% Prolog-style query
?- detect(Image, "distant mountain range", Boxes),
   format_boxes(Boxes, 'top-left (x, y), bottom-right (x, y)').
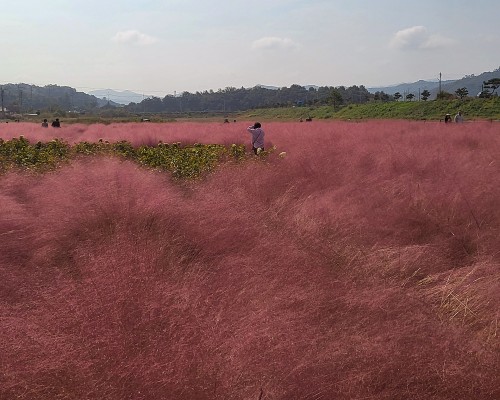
top-left (368, 68), bottom-right (500, 97)
top-left (0, 83), bottom-right (123, 113)
top-left (367, 80), bottom-right (455, 95)
top-left (1, 67), bottom-right (496, 115)
top-left (87, 89), bottom-right (152, 105)
top-left (435, 69), bottom-right (500, 97)
top-left (258, 69), bottom-right (500, 99)
top-left (85, 68), bottom-right (500, 106)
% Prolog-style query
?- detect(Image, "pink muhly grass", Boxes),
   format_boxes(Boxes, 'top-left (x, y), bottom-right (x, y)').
top-left (1, 121), bottom-right (254, 147)
top-left (1, 120), bottom-right (499, 399)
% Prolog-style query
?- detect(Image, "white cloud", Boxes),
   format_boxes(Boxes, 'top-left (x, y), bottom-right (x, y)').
top-left (422, 33), bottom-right (455, 49)
top-left (111, 30), bottom-right (158, 46)
top-left (251, 36), bottom-right (299, 50)
top-left (390, 26), bottom-right (454, 50)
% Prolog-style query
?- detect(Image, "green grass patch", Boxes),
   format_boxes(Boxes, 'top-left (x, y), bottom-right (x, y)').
top-left (241, 98), bottom-right (500, 121)
top-left (0, 137), bottom-right (248, 179)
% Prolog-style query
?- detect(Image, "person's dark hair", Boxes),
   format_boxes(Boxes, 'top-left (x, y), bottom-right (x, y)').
top-left (253, 122), bottom-right (261, 128)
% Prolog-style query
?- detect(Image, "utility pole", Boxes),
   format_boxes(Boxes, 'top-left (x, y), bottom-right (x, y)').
top-left (1, 86), bottom-right (5, 118)
top-left (19, 88), bottom-right (23, 114)
top-left (439, 72), bottom-right (442, 96)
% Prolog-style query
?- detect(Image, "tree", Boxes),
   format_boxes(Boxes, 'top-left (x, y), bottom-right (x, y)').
top-left (421, 89), bottom-right (431, 101)
top-left (394, 92), bottom-right (402, 101)
top-left (478, 90), bottom-right (491, 98)
top-left (436, 91), bottom-right (454, 100)
top-left (483, 78), bottom-right (500, 96)
top-left (374, 91), bottom-right (391, 102)
top-left (328, 88), bottom-right (343, 109)
top-left (455, 87), bottom-right (469, 99)
top-left (406, 93), bottom-right (415, 101)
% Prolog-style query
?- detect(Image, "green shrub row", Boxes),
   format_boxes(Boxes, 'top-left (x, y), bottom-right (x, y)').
top-left (0, 136), bottom-right (247, 178)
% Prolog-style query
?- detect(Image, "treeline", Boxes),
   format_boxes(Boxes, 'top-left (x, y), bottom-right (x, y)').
top-left (1, 82), bottom-right (394, 115)
top-left (125, 84), bottom-right (386, 113)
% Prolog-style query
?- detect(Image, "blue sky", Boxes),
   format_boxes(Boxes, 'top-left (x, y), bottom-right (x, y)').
top-left (1, 0), bottom-right (499, 96)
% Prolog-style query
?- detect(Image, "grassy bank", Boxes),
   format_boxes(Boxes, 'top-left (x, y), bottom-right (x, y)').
top-left (5, 97), bottom-right (500, 126)
top-left (241, 97), bottom-right (500, 121)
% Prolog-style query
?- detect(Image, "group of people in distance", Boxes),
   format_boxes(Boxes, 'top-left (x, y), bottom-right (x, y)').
top-left (39, 117), bottom-right (266, 155)
top-left (445, 111), bottom-right (464, 123)
top-left (246, 111), bottom-right (465, 157)
top-left (36, 113), bottom-right (463, 157)
top-left (41, 118), bottom-right (60, 128)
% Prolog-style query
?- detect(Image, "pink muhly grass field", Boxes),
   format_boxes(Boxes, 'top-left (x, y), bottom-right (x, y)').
top-left (0, 121), bottom-right (254, 147)
top-left (1, 120), bottom-right (499, 399)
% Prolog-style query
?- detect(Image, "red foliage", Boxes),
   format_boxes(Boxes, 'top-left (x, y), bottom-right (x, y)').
top-left (1, 121), bottom-right (499, 399)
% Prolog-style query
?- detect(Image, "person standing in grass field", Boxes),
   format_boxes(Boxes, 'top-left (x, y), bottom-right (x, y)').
top-left (247, 122), bottom-right (265, 154)
top-left (454, 111), bottom-right (464, 123)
